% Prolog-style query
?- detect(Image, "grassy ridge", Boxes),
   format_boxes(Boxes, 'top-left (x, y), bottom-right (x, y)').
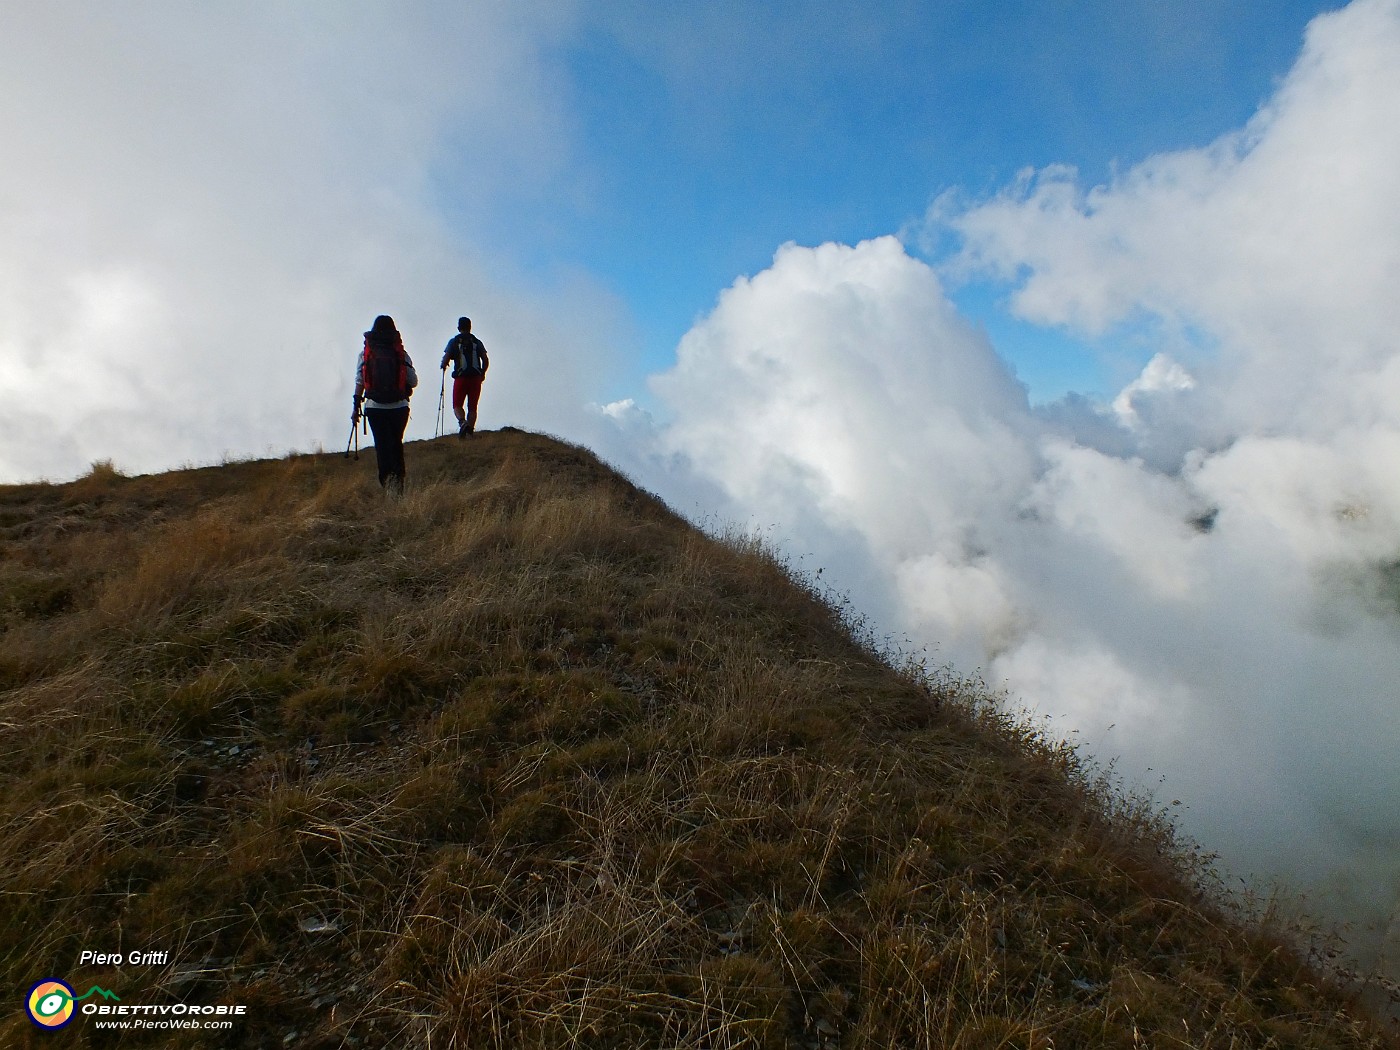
top-left (0, 430), bottom-right (1391, 1048)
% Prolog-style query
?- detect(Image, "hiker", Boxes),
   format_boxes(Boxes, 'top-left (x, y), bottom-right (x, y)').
top-left (439, 316), bottom-right (489, 437)
top-left (353, 315), bottom-right (418, 494)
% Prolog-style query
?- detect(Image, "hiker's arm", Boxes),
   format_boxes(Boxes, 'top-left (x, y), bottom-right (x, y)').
top-left (352, 351), bottom-right (364, 419)
top-left (440, 338), bottom-right (455, 371)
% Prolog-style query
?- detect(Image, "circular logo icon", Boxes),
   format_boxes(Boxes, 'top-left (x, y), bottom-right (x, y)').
top-left (27, 979), bottom-right (76, 1029)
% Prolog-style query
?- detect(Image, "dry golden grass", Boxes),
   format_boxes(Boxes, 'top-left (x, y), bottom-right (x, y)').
top-left (0, 428), bottom-right (1393, 1048)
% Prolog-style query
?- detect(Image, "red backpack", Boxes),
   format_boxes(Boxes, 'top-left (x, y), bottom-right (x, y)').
top-left (361, 337), bottom-right (409, 403)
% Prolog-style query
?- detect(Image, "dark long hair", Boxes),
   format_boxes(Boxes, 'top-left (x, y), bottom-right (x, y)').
top-left (365, 314), bottom-right (404, 354)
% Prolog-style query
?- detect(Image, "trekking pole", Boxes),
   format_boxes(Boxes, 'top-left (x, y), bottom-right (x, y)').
top-left (436, 368), bottom-right (446, 437)
top-left (344, 418), bottom-right (356, 459)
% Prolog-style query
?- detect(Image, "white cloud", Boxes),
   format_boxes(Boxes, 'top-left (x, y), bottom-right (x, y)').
top-left (1111, 353), bottom-right (1195, 428)
top-left (653, 238), bottom-right (1037, 557)
top-left (640, 0), bottom-right (1400, 977)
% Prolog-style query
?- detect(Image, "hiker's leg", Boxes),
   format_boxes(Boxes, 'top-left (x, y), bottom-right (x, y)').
top-left (451, 376), bottom-right (468, 425)
top-left (364, 409), bottom-right (393, 487)
top-left (387, 406), bottom-right (409, 483)
top-left (465, 376), bottom-right (483, 432)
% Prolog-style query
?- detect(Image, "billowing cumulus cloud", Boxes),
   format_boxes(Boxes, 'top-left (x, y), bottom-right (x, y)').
top-left (656, 238), bottom-right (1036, 554)
top-left (642, 0), bottom-right (1400, 975)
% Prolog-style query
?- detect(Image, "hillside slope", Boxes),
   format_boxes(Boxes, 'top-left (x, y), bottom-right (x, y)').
top-left (0, 430), bottom-right (1392, 1048)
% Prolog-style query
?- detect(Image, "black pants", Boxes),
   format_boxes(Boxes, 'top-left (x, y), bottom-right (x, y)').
top-left (364, 406), bottom-right (410, 489)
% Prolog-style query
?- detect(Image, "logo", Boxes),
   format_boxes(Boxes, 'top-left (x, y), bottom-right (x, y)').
top-left (27, 980), bottom-right (76, 1029)
top-left (26, 979), bottom-right (120, 1029)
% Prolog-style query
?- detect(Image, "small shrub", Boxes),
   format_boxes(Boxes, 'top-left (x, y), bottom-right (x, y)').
top-left (280, 683), bottom-right (365, 739)
top-left (0, 573), bottom-right (75, 620)
top-left (491, 786), bottom-right (569, 848)
top-left (393, 761), bottom-right (487, 841)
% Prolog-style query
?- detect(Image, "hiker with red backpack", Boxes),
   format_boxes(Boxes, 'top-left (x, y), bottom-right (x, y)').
top-left (439, 316), bottom-right (489, 438)
top-left (353, 315), bottom-right (418, 494)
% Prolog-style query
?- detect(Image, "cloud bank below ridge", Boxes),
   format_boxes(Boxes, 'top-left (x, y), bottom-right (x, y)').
top-left (624, 0), bottom-right (1400, 973)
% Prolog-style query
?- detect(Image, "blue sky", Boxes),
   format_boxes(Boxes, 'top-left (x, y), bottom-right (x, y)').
top-left (440, 0), bottom-right (1340, 404)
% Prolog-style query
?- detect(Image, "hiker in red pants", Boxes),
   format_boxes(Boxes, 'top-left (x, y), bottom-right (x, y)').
top-left (439, 316), bottom-right (489, 437)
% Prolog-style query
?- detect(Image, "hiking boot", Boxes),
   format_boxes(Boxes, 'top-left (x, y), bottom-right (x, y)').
top-left (457, 420), bottom-right (468, 439)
